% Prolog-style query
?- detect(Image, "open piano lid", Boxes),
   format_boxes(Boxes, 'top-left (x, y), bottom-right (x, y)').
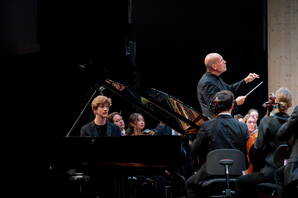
top-left (104, 79), bottom-right (208, 135)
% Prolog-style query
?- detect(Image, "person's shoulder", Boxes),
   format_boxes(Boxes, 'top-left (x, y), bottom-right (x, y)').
top-left (235, 119), bottom-right (247, 128)
top-left (259, 115), bottom-right (283, 127)
top-left (81, 121), bottom-right (93, 128)
top-left (198, 75), bottom-right (218, 89)
top-left (199, 72), bottom-right (215, 81)
top-left (108, 122), bottom-right (122, 136)
top-left (291, 106), bottom-right (298, 118)
top-left (202, 118), bottom-right (214, 125)
top-left (259, 116), bottom-right (271, 124)
top-left (107, 121), bottom-right (116, 126)
top-left (108, 122), bottom-right (122, 131)
top-left (200, 118), bottom-right (219, 129)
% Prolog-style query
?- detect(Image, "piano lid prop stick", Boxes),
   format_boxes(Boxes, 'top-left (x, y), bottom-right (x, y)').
top-left (245, 81), bottom-right (263, 97)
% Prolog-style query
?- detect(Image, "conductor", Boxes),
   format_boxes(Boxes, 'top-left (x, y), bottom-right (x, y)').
top-left (197, 53), bottom-right (259, 119)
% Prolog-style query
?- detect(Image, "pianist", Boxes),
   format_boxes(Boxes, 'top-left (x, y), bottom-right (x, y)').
top-left (80, 95), bottom-right (122, 137)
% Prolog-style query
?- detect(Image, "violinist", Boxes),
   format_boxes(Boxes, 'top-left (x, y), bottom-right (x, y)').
top-left (277, 105), bottom-right (298, 197)
top-left (261, 93), bottom-right (275, 116)
top-left (235, 87), bottom-right (293, 198)
top-left (243, 115), bottom-right (258, 174)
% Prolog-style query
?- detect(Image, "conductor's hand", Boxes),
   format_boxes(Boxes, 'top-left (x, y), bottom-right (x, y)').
top-left (244, 73), bottom-right (259, 83)
top-left (236, 96), bottom-right (247, 106)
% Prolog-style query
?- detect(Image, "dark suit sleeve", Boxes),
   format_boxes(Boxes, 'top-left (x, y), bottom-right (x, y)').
top-left (199, 81), bottom-right (222, 116)
top-left (107, 122), bottom-right (122, 137)
top-left (225, 79), bottom-right (248, 96)
top-left (113, 126), bottom-right (122, 137)
top-left (80, 125), bottom-right (89, 137)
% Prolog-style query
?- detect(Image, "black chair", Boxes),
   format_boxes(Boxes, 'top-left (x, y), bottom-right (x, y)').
top-left (256, 144), bottom-right (290, 198)
top-left (200, 149), bottom-right (246, 198)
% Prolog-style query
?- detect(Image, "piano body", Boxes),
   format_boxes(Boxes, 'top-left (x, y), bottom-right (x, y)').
top-left (50, 79), bottom-right (208, 197)
top-left (52, 136), bottom-right (182, 171)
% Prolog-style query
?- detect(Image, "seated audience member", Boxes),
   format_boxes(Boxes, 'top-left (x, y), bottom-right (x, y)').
top-left (277, 105), bottom-right (298, 196)
top-left (126, 112), bottom-right (155, 136)
top-left (108, 112), bottom-right (126, 136)
top-left (185, 90), bottom-right (249, 198)
top-left (80, 95), bottom-right (122, 137)
top-left (235, 87), bottom-right (293, 198)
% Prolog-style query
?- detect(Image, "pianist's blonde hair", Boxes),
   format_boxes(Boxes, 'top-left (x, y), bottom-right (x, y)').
top-left (91, 95), bottom-right (112, 111)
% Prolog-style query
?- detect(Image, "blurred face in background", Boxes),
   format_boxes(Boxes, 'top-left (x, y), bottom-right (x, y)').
top-left (112, 114), bottom-right (125, 131)
top-left (246, 116), bottom-right (257, 134)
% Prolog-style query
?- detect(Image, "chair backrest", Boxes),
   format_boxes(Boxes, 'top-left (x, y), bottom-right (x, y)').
top-left (273, 144), bottom-right (290, 168)
top-left (206, 149), bottom-right (246, 176)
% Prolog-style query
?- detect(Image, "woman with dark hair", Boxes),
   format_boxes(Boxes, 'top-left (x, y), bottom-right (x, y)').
top-left (126, 112), bottom-right (155, 136)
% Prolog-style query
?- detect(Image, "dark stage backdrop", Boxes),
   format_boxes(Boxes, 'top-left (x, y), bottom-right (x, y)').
top-left (39, 0), bottom-right (268, 137)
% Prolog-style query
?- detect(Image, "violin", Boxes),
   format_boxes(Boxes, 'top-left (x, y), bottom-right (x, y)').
top-left (262, 93), bottom-right (278, 116)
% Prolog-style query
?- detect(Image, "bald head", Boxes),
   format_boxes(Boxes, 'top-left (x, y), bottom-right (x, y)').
top-left (204, 53), bottom-right (226, 75)
top-left (204, 53), bottom-right (221, 68)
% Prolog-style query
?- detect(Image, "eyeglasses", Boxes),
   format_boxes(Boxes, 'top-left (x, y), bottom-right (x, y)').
top-left (247, 121), bottom-right (256, 124)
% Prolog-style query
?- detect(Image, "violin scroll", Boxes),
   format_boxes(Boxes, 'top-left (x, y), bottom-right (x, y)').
top-left (263, 93), bottom-right (278, 116)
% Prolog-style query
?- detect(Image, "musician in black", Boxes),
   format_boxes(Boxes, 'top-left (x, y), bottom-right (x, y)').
top-left (235, 87), bottom-right (293, 198)
top-left (197, 52), bottom-right (259, 119)
top-left (277, 105), bottom-right (298, 197)
top-left (80, 95), bottom-right (122, 137)
top-left (185, 90), bottom-right (249, 198)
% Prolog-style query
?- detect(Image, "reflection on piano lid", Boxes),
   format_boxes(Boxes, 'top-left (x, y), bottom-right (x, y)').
top-left (104, 79), bottom-right (208, 134)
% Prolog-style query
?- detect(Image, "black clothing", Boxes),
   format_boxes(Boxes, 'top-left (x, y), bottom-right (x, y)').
top-left (277, 106), bottom-right (298, 194)
top-left (191, 114), bottom-right (249, 163)
top-left (95, 123), bottom-right (107, 136)
top-left (235, 111), bottom-right (290, 198)
top-left (185, 114), bottom-right (249, 198)
top-left (78, 120), bottom-right (122, 197)
top-left (80, 121), bottom-right (122, 137)
top-left (197, 72), bottom-right (248, 119)
top-left (153, 123), bottom-right (173, 136)
top-left (254, 112), bottom-right (289, 176)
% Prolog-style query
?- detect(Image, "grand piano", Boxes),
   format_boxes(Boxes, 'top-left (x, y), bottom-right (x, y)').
top-left (50, 79), bottom-right (208, 198)
top-left (103, 78), bottom-right (207, 135)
